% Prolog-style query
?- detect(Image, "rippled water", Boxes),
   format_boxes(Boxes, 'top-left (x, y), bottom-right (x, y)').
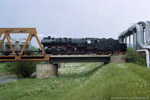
top-left (0, 74), bottom-right (17, 84)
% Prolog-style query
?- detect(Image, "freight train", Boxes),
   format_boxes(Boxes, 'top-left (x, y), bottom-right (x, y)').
top-left (41, 36), bottom-right (127, 55)
top-left (0, 38), bottom-right (33, 55)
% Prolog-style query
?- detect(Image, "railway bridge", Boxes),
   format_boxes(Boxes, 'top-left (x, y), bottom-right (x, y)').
top-left (1, 21), bottom-right (150, 79)
top-left (36, 54), bottom-right (125, 78)
top-left (0, 28), bottom-right (125, 78)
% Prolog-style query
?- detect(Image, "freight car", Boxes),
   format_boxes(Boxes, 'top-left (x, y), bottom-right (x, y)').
top-left (41, 36), bottom-right (127, 55)
top-left (0, 38), bottom-right (32, 55)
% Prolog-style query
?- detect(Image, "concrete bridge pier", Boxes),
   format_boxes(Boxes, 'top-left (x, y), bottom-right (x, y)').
top-left (36, 64), bottom-right (58, 79)
top-left (110, 54), bottom-right (126, 64)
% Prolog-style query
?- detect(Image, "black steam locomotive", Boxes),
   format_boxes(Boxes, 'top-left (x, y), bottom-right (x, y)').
top-left (41, 36), bottom-right (126, 55)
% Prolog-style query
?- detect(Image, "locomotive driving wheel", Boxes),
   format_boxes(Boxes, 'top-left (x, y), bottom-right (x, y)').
top-left (66, 47), bottom-right (74, 55)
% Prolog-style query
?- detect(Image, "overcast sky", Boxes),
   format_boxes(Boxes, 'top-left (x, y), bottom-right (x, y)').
top-left (0, 0), bottom-right (150, 46)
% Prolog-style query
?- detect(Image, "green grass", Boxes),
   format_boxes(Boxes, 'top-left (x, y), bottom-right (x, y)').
top-left (66, 63), bottom-right (150, 100)
top-left (0, 63), bottom-right (103, 100)
top-left (0, 62), bottom-right (150, 100)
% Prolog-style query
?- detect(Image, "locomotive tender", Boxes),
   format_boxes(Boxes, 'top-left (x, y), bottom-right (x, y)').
top-left (41, 36), bottom-right (127, 55)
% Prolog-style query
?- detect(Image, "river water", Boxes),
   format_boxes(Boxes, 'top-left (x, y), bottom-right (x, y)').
top-left (0, 74), bottom-right (17, 84)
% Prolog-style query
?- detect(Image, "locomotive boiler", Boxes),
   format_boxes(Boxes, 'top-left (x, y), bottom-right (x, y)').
top-left (41, 36), bottom-right (127, 55)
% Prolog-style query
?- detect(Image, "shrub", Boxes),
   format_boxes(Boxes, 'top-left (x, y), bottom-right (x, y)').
top-left (5, 62), bottom-right (38, 78)
top-left (124, 48), bottom-right (146, 66)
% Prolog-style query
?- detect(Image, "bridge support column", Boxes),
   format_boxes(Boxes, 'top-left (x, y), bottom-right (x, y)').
top-left (36, 64), bottom-right (58, 79)
top-left (60, 63), bottom-right (65, 68)
top-left (110, 54), bottom-right (126, 64)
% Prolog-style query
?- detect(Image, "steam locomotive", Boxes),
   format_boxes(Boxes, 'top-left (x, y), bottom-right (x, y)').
top-left (41, 36), bottom-right (127, 55)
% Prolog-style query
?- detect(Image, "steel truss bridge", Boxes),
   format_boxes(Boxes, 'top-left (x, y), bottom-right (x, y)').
top-left (0, 28), bottom-right (49, 62)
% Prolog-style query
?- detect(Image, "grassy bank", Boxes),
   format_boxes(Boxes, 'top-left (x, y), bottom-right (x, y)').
top-left (0, 62), bottom-right (150, 100)
top-left (66, 63), bottom-right (150, 100)
top-left (0, 63), bottom-right (103, 100)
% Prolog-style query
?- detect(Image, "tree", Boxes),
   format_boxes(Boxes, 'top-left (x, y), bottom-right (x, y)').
top-left (5, 62), bottom-right (38, 78)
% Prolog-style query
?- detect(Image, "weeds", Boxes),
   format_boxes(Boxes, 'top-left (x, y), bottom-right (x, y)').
top-left (0, 63), bottom-right (150, 100)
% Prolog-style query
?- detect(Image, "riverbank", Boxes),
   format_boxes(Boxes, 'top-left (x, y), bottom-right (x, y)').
top-left (0, 63), bottom-right (9, 74)
top-left (0, 63), bottom-right (17, 84)
top-left (0, 63), bottom-right (150, 100)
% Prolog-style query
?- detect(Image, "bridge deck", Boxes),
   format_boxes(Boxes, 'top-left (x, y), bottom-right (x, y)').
top-left (49, 54), bottom-right (111, 63)
top-left (0, 54), bottom-right (111, 62)
top-left (0, 55), bottom-right (49, 62)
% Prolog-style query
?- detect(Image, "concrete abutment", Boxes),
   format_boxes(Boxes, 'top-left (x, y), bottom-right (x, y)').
top-left (110, 54), bottom-right (126, 64)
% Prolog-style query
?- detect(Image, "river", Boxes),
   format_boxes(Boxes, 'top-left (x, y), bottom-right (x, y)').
top-left (0, 74), bottom-right (17, 84)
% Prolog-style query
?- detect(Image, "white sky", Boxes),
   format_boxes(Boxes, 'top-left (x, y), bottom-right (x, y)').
top-left (0, 0), bottom-right (150, 46)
